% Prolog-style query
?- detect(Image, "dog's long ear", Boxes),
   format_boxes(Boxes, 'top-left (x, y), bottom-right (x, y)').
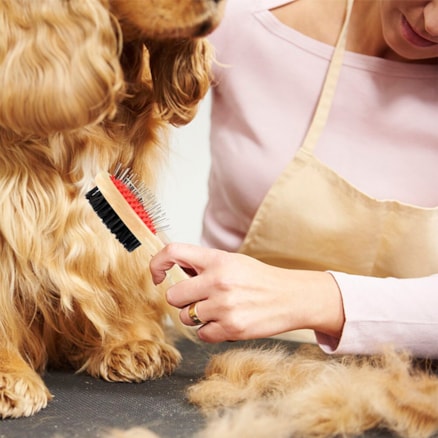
top-left (0, 0), bottom-right (124, 136)
top-left (148, 39), bottom-right (214, 126)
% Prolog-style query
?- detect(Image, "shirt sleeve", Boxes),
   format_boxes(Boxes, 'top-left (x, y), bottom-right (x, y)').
top-left (315, 271), bottom-right (438, 358)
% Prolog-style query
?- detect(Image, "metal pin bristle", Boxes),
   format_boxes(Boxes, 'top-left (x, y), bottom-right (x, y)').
top-left (112, 165), bottom-right (169, 233)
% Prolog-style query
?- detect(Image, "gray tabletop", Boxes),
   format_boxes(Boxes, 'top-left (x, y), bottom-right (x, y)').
top-left (0, 338), bottom-right (420, 438)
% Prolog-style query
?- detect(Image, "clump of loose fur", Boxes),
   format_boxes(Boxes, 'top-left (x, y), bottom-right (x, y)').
top-left (106, 344), bottom-right (438, 438)
top-left (188, 344), bottom-right (438, 438)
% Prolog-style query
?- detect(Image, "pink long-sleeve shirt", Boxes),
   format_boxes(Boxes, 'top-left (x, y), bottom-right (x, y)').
top-left (201, 0), bottom-right (438, 357)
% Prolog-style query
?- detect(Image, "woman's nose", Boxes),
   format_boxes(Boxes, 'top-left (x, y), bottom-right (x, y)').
top-left (424, 0), bottom-right (438, 37)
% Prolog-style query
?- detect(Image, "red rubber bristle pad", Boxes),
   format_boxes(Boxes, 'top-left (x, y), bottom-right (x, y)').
top-left (110, 176), bottom-right (157, 234)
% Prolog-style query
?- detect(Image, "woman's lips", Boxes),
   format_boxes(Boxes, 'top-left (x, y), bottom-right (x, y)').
top-left (401, 15), bottom-right (436, 47)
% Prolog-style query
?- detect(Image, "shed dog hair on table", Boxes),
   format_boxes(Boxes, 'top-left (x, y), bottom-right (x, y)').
top-left (188, 344), bottom-right (438, 438)
top-left (112, 344), bottom-right (438, 438)
top-left (0, 0), bottom-right (225, 419)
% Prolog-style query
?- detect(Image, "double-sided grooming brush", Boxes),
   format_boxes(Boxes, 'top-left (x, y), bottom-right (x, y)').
top-left (87, 167), bottom-right (194, 284)
top-left (86, 167), bottom-right (171, 255)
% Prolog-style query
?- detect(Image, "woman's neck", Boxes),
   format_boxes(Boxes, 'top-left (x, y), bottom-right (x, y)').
top-left (271, 0), bottom-right (395, 59)
top-left (347, 0), bottom-right (386, 56)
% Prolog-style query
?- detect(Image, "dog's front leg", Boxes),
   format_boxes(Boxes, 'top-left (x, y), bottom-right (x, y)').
top-left (0, 347), bottom-right (52, 418)
top-left (58, 306), bottom-right (182, 382)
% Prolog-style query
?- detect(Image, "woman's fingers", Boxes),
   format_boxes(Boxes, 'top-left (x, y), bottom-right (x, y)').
top-left (180, 300), bottom-right (235, 343)
top-left (180, 294), bottom-right (247, 342)
top-left (197, 322), bottom-right (230, 343)
top-left (150, 243), bottom-right (216, 308)
top-left (183, 301), bottom-right (207, 326)
top-left (150, 242), bottom-right (214, 284)
top-left (180, 298), bottom-right (217, 327)
top-left (149, 243), bottom-right (187, 285)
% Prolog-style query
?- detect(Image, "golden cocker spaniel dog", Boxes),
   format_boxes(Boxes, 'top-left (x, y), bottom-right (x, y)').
top-left (0, 0), bottom-right (225, 418)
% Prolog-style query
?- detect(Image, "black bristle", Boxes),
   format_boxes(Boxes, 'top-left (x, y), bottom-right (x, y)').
top-left (86, 187), bottom-right (141, 252)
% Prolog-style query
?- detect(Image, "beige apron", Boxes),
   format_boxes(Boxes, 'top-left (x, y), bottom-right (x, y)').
top-left (239, 0), bottom-right (438, 342)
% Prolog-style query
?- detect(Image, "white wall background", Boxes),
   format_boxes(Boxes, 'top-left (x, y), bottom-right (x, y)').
top-left (158, 92), bottom-right (212, 245)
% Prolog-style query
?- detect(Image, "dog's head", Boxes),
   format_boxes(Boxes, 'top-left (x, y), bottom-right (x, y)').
top-left (109, 0), bottom-right (225, 41)
top-left (0, 0), bottom-right (226, 137)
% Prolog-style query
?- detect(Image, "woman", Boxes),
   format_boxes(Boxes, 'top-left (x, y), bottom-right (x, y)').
top-left (150, 0), bottom-right (438, 357)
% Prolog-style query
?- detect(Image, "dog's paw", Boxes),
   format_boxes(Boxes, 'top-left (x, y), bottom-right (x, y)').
top-left (86, 340), bottom-right (181, 382)
top-left (0, 369), bottom-right (52, 419)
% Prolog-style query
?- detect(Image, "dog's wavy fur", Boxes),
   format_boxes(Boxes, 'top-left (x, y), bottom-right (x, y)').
top-left (112, 344), bottom-right (438, 438)
top-left (0, 0), bottom-right (225, 418)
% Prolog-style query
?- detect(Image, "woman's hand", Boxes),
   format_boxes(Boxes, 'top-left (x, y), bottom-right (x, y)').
top-left (150, 243), bottom-right (345, 343)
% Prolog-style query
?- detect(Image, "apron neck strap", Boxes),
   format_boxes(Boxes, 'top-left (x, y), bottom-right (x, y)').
top-left (300, 0), bottom-right (354, 154)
